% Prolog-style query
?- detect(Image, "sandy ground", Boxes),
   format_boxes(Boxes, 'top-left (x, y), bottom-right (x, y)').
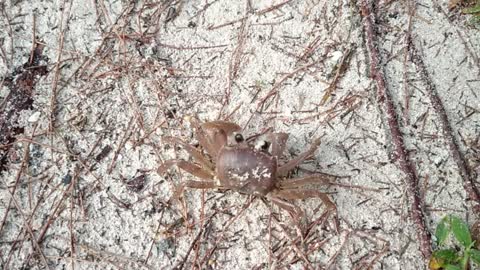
top-left (0, 0), bottom-right (479, 269)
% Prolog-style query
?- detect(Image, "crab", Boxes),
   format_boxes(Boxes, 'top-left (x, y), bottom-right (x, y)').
top-left (158, 117), bottom-right (337, 224)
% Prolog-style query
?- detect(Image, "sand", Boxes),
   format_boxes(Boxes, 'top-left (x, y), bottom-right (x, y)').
top-left (0, 0), bottom-right (479, 269)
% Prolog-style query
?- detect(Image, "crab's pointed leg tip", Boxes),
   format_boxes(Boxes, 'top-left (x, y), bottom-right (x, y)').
top-left (157, 165), bottom-right (166, 175)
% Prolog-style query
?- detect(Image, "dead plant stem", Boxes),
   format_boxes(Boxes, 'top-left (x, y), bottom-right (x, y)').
top-left (358, 0), bottom-right (432, 258)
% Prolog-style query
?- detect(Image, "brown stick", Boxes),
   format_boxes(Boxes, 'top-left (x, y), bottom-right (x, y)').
top-left (358, 1), bottom-right (432, 258)
top-left (410, 44), bottom-right (480, 214)
top-left (1, 176), bottom-right (52, 270)
top-left (256, 0), bottom-right (293, 15)
top-left (0, 135), bottom-right (31, 236)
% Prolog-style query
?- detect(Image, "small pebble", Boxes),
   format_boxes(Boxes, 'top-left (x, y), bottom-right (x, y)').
top-left (28, 111), bottom-right (41, 123)
top-left (62, 174), bottom-right (72, 185)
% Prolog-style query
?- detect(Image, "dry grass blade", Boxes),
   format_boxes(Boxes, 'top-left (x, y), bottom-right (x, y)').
top-left (319, 46), bottom-right (354, 105)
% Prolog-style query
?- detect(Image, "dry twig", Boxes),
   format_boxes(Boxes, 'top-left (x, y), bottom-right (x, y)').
top-left (358, 0), bottom-right (432, 258)
top-left (410, 43), bottom-right (480, 214)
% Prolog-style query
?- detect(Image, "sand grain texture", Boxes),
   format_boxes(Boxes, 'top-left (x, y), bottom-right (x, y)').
top-left (0, 1), bottom-right (479, 269)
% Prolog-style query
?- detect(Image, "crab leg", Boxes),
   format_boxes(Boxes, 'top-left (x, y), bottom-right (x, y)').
top-left (273, 188), bottom-right (338, 231)
top-left (201, 120), bottom-right (242, 137)
top-left (163, 136), bottom-right (214, 172)
top-left (187, 116), bottom-right (220, 158)
top-left (267, 132), bottom-right (289, 159)
top-left (278, 174), bottom-right (335, 189)
top-left (158, 160), bottom-right (214, 180)
top-left (266, 195), bottom-right (305, 218)
top-left (277, 138), bottom-right (321, 177)
top-left (174, 180), bottom-right (217, 198)
top-left (201, 120), bottom-right (242, 156)
top-left (188, 116), bottom-right (241, 159)
top-left (274, 189), bottom-right (335, 210)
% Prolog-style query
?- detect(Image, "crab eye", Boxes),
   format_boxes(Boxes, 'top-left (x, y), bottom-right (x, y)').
top-left (261, 141), bottom-right (271, 151)
top-left (234, 133), bottom-right (244, 143)
top-left (255, 140), bottom-right (270, 151)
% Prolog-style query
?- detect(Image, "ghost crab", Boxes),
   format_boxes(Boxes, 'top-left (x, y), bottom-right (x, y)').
top-left (158, 116), bottom-right (337, 225)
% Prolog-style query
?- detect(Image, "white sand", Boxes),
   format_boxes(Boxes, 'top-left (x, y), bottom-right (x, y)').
top-left (0, 0), bottom-right (479, 269)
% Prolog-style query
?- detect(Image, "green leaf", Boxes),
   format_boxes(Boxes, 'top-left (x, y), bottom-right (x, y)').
top-left (433, 249), bottom-right (458, 263)
top-left (436, 217), bottom-right (450, 246)
top-left (450, 216), bottom-right (472, 247)
top-left (464, 5), bottom-right (480, 14)
top-left (444, 264), bottom-right (462, 270)
top-left (470, 249), bottom-right (480, 264)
